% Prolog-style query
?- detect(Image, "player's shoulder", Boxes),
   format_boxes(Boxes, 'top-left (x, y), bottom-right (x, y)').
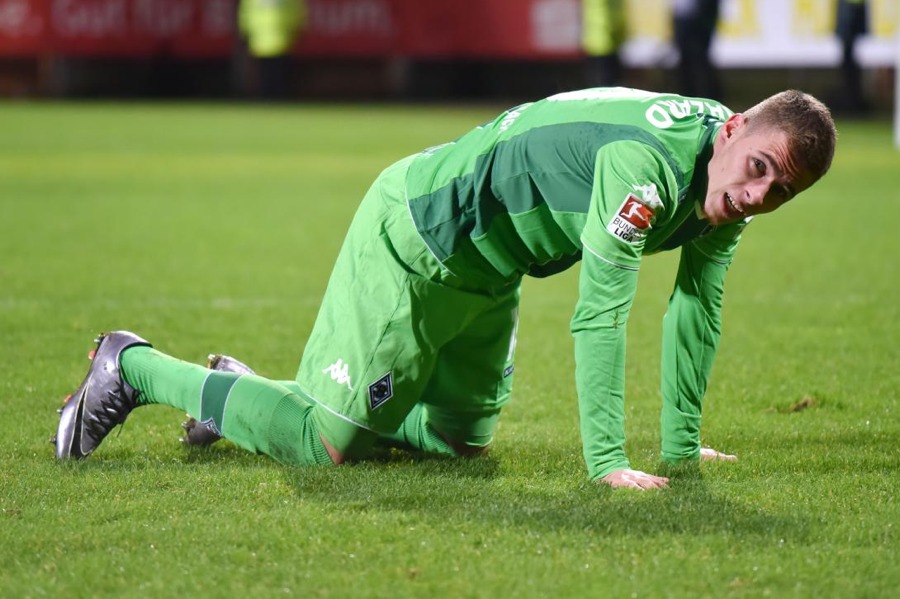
top-left (593, 138), bottom-right (682, 206)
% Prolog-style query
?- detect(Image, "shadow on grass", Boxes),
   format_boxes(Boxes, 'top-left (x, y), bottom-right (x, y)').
top-left (274, 448), bottom-right (809, 541)
top-left (44, 440), bottom-right (809, 542)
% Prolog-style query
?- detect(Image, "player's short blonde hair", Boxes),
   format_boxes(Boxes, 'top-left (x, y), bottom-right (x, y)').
top-left (743, 90), bottom-right (836, 181)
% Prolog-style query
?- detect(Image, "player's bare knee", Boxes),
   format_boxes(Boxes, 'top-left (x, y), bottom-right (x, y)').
top-left (320, 435), bottom-right (347, 465)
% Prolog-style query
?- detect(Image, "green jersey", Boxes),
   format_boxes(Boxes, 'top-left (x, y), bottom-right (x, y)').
top-left (406, 88), bottom-right (750, 479)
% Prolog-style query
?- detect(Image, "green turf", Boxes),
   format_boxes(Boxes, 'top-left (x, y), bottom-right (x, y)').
top-left (0, 102), bottom-right (897, 598)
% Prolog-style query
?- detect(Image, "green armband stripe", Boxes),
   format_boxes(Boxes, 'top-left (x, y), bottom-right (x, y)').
top-left (200, 372), bottom-right (241, 434)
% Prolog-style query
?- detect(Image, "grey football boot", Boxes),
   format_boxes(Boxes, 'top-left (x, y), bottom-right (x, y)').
top-left (53, 331), bottom-right (152, 459)
top-left (179, 354), bottom-right (256, 446)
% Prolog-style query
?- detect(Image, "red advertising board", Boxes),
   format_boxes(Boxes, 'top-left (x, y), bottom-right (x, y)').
top-left (295, 0), bottom-right (396, 58)
top-left (51, 0), bottom-right (235, 57)
top-left (0, 0), bottom-right (582, 59)
top-left (297, 0), bottom-right (580, 59)
top-left (0, 0), bottom-right (45, 56)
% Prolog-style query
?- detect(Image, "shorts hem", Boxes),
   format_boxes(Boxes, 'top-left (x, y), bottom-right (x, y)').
top-left (300, 387), bottom-right (377, 433)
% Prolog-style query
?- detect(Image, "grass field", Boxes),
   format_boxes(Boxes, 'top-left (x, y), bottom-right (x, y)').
top-left (0, 101), bottom-right (898, 598)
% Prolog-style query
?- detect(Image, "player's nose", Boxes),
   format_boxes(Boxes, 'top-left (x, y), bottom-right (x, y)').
top-left (744, 179), bottom-right (770, 207)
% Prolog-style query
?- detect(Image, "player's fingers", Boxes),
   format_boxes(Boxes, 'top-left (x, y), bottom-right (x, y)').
top-left (600, 473), bottom-right (638, 489)
top-left (600, 469), bottom-right (669, 490)
top-left (607, 475), bottom-right (639, 489)
top-left (632, 471), bottom-right (669, 490)
top-left (700, 447), bottom-right (738, 461)
top-left (642, 476), bottom-right (669, 489)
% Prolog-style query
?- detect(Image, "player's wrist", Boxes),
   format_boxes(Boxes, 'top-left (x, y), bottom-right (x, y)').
top-left (590, 460), bottom-right (631, 482)
top-left (660, 439), bottom-right (702, 463)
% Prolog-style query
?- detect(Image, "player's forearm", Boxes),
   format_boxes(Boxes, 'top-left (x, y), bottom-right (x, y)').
top-left (660, 302), bottom-right (714, 463)
top-left (571, 253), bottom-right (639, 480)
top-left (574, 325), bottom-right (631, 479)
top-left (659, 245), bottom-right (727, 463)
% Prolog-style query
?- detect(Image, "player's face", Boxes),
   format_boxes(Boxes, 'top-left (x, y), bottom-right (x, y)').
top-left (703, 114), bottom-right (817, 225)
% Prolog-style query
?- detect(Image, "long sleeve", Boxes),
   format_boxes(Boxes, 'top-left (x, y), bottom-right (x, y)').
top-left (572, 140), bottom-right (678, 480)
top-left (572, 248), bottom-right (640, 479)
top-left (659, 223), bottom-right (744, 463)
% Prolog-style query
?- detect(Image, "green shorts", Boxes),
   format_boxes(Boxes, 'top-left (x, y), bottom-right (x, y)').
top-left (297, 155), bottom-right (521, 453)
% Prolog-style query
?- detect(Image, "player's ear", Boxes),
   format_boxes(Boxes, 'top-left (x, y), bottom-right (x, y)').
top-left (722, 113), bottom-right (746, 139)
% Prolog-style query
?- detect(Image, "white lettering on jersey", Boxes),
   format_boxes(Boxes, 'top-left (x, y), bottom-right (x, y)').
top-left (323, 359), bottom-right (353, 391)
top-left (645, 99), bottom-right (734, 129)
top-left (499, 103), bottom-right (533, 132)
top-left (543, 87), bottom-right (731, 131)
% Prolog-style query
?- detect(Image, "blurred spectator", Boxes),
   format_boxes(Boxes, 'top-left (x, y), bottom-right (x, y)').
top-left (672, 0), bottom-right (721, 100)
top-left (239, 0), bottom-right (306, 100)
top-left (582, 0), bottom-right (627, 87)
top-left (834, 0), bottom-right (869, 114)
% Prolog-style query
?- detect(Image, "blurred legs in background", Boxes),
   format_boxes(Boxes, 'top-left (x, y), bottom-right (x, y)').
top-left (672, 0), bottom-right (721, 100)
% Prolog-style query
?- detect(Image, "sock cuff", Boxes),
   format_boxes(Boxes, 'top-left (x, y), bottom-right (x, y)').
top-left (267, 395), bottom-right (332, 466)
top-left (119, 345), bottom-right (155, 403)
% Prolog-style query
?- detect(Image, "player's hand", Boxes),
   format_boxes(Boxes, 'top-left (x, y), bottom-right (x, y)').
top-left (599, 468), bottom-right (669, 490)
top-left (700, 447), bottom-right (737, 462)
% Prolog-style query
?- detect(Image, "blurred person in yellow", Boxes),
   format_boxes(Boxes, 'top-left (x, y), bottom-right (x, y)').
top-left (582, 0), bottom-right (627, 87)
top-left (239, 0), bottom-right (306, 100)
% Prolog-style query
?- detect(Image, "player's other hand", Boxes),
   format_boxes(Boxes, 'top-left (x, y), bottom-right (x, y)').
top-left (700, 447), bottom-right (737, 462)
top-left (599, 468), bottom-right (669, 490)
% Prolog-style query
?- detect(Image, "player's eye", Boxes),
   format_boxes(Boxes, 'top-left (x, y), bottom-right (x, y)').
top-left (753, 158), bottom-right (766, 174)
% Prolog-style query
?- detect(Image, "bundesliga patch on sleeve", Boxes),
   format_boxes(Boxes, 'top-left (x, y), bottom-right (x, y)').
top-left (606, 193), bottom-right (656, 244)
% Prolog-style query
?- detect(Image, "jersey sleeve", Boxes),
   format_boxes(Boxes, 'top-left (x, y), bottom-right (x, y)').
top-left (573, 141), bottom-right (679, 481)
top-left (581, 141), bottom-right (676, 270)
top-left (659, 219), bottom-right (748, 463)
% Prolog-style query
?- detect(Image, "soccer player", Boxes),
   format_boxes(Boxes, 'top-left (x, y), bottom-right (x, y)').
top-left (53, 88), bottom-right (836, 490)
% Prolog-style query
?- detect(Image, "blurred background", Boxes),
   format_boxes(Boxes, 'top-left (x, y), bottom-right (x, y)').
top-left (0, 0), bottom-right (895, 115)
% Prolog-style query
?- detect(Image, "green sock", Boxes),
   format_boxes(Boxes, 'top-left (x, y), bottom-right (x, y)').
top-left (120, 346), bottom-right (209, 413)
top-left (120, 346), bottom-right (331, 466)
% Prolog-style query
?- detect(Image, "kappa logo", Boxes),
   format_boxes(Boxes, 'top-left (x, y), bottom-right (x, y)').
top-left (322, 359), bottom-right (353, 391)
top-left (632, 183), bottom-right (663, 210)
top-left (606, 193), bottom-right (656, 244)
